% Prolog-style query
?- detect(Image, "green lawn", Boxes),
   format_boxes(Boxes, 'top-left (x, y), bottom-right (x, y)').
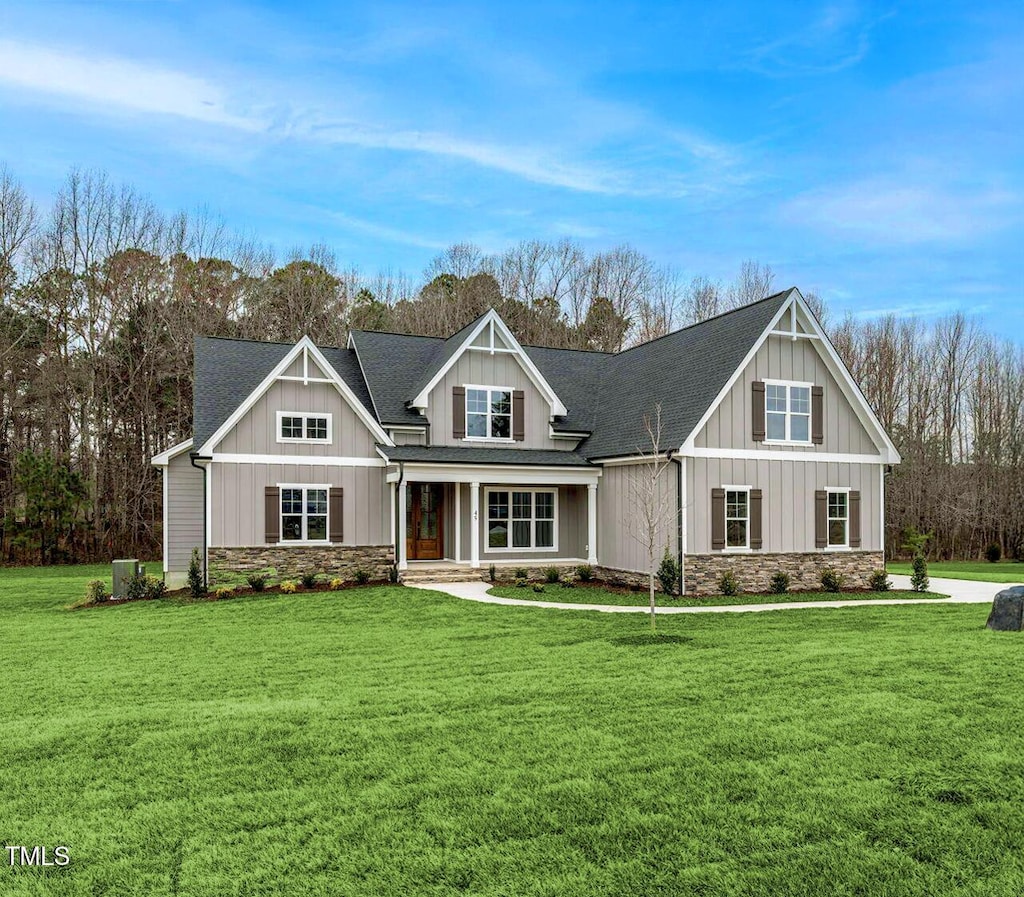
top-left (888, 559), bottom-right (1024, 584)
top-left (2, 564), bottom-right (1023, 896)
top-left (488, 583), bottom-right (949, 607)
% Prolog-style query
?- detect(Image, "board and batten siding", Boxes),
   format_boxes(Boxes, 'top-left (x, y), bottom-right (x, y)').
top-left (391, 430), bottom-right (427, 446)
top-left (694, 333), bottom-right (877, 454)
top-left (686, 457), bottom-right (882, 554)
top-left (165, 449), bottom-right (204, 573)
top-left (427, 353), bottom-right (564, 450)
top-left (211, 462), bottom-right (389, 547)
top-left (597, 462), bottom-right (678, 574)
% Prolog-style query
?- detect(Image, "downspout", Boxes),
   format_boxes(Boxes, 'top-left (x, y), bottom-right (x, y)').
top-left (669, 451), bottom-right (685, 596)
top-left (395, 461), bottom-right (405, 568)
top-left (189, 452), bottom-right (210, 588)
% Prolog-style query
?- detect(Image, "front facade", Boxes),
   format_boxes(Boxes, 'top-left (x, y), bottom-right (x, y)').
top-left (153, 289), bottom-right (900, 594)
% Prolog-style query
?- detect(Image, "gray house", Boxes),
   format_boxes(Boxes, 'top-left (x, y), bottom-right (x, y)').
top-left (152, 289), bottom-right (900, 594)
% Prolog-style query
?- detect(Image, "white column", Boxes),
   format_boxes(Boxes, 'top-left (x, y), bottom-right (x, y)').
top-left (397, 479), bottom-right (408, 570)
top-left (470, 481), bottom-right (480, 568)
top-left (454, 483), bottom-right (462, 563)
top-left (587, 482), bottom-right (598, 564)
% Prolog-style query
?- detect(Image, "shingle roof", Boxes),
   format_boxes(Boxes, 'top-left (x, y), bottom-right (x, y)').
top-left (378, 445), bottom-right (594, 467)
top-left (348, 330), bottom-right (441, 426)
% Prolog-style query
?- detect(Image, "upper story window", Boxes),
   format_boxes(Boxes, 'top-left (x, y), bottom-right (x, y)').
top-left (765, 380), bottom-right (812, 444)
top-left (466, 387), bottom-right (512, 440)
top-left (277, 411), bottom-right (332, 445)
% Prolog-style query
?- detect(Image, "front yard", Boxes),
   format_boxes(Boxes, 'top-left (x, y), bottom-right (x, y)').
top-left (887, 559), bottom-right (1024, 584)
top-left (2, 564), bottom-right (1023, 896)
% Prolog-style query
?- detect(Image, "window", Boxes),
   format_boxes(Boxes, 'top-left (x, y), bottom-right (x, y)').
top-left (486, 489), bottom-right (556, 551)
top-left (765, 381), bottom-right (812, 443)
top-left (277, 412), bottom-right (332, 444)
top-left (466, 387), bottom-right (512, 440)
top-left (725, 488), bottom-right (749, 549)
top-left (827, 490), bottom-right (848, 547)
top-left (281, 486), bottom-right (328, 542)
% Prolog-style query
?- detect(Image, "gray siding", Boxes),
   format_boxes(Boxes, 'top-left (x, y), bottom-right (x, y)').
top-left (695, 333), bottom-right (877, 454)
top-left (427, 353), bottom-right (564, 450)
top-left (597, 462), bottom-right (678, 573)
top-left (686, 457), bottom-right (883, 553)
top-left (391, 430), bottom-right (427, 446)
top-left (211, 462), bottom-right (389, 547)
top-left (165, 450), bottom-right (204, 573)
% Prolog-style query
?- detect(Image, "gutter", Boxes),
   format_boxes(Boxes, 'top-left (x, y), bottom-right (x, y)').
top-left (189, 452), bottom-right (211, 588)
top-left (668, 450), bottom-right (685, 596)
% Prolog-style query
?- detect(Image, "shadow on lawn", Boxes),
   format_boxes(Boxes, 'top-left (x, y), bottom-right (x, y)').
top-left (609, 634), bottom-right (693, 647)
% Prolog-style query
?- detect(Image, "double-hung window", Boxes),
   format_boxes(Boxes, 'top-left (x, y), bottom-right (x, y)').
top-left (486, 489), bottom-right (556, 550)
top-left (278, 412), bottom-right (332, 444)
top-left (466, 387), bottom-right (512, 439)
top-left (281, 487), bottom-right (328, 542)
top-left (827, 490), bottom-right (849, 548)
top-left (765, 381), bottom-right (811, 443)
top-left (725, 487), bottom-right (750, 549)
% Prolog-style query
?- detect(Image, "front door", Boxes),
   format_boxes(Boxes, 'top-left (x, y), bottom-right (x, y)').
top-left (407, 484), bottom-right (444, 560)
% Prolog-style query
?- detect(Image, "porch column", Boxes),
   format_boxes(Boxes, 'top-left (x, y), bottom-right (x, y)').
top-left (397, 479), bottom-right (408, 570)
top-left (470, 481), bottom-right (480, 568)
top-left (587, 482), bottom-right (598, 564)
top-left (454, 483), bottom-right (462, 563)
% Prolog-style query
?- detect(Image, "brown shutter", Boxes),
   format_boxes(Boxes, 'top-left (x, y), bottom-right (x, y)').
top-left (815, 490), bottom-right (827, 548)
top-left (749, 488), bottom-right (763, 550)
top-left (264, 486), bottom-right (279, 544)
top-left (849, 490), bottom-right (861, 548)
top-left (711, 488), bottom-right (726, 550)
top-left (752, 381), bottom-right (766, 442)
top-left (452, 386), bottom-right (466, 439)
top-left (329, 487), bottom-right (344, 543)
top-left (811, 385), bottom-right (824, 444)
top-left (512, 389), bottom-right (525, 441)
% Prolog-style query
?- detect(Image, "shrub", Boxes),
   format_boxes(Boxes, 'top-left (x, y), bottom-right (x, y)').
top-left (354, 569), bottom-right (370, 585)
top-left (657, 548), bottom-right (679, 596)
top-left (911, 553), bottom-right (929, 592)
top-left (187, 547), bottom-right (206, 599)
top-left (576, 564), bottom-right (594, 582)
top-left (515, 578), bottom-right (528, 588)
top-left (561, 578), bottom-right (575, 589)
top-left (532, 584), bottom-right (545, 593)
top-left (143, 575), bottom-right (166, 600)
top-left (84, 579), bottom-right (109, 604)
top-left (488, 563), bottom-right (496, 582)
top-left (514, 567), bottom-right (528, 579)
top-left (986, 543), bottom-right (1002, 563)
top-left (388, 565), bottom-right (399, 583)
top-left (300, 572), bottom-right (318, 589)
top-left (280, 580), bottom-right (298, 594)
top-left (869, 569), bottom-right (891, 592)
top-left (124, 572), bottom-right (148, 601)
top-left (246, 573), bottom-right (268, 592)
top-left (821, 568), bottom-right (843, 593)
top-left (544, 567), bottom-right (561, 584)
top-left (718, 570), bottom-right (740, 597)
top-left (769, 571), bottom-right (790, 594)
top-left (329, 578), bottom-right (345, 590)
top-left (213, 587), bottom-right (234, 600)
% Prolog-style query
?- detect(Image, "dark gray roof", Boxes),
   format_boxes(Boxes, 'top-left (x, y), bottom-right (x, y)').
top-left (378, 445), bottom-right (594, 467)
top-left (406, 312), bottom-right (488, 405)
top-left (348, 330), bottom-right (441, 426)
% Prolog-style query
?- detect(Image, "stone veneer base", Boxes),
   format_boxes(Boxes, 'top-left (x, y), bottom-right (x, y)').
top-left (208, 545), bottom-right (394, 587)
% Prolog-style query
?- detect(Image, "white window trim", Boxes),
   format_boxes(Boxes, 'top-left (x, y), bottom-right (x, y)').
top-left (276, 411), bottom-right (333, 445)
top-left (278, 483), bottom-right (331, 544)
top-left (483, 487), bottom-right (558, 553)
top-left (762, 379), bottom-right (814, 446)
top-left (825, 486), bottom-right (852, 551)
top-left (463, 384), bottom-right (515, 444)
top-left (722, 484), bottom-right (751, 553)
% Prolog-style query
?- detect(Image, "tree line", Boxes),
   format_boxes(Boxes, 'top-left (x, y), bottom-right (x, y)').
top-left (0, 164), bottom-right (1019, 564)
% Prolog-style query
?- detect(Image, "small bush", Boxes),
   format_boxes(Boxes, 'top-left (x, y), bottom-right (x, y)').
top-left (911, 553), bottom-right (929, 592)
top-left (769, 571), bottom-right (790, 594)
top-left (986, 543), bottom-right (1002, 563)
top-left (280, 580), bottom-right (298, 594)
top-left (84, 579), bottom-right (109, 605)
top-left (561, 579), bottom-right (575, 589)
top-left (514, 567), bottom-right (528, 579)
top-left (657, 548), bottom-right (679, 596)
top-left (869, 569), bottom-right (891, 592)
top-left (576, 564), bottom-right (594, 582)
top-left (329, 578), bottom-right (345, 590)
top-left (488, 563), bottom-right (496, 582)
top-left (246, 573), bottom-right (268, 592)
top-left (388, 565), bottom-right (399, 583)
top-left (354, 569), bottom-right (370, 585)
top-left (532, 584), bottom-right (545, 593)
top-left (515, 578), bottom-right (528, 588)
top-left (821, 568), bottom-right (843, 593)
top-left (718, 570), bottom-right (740, 597)
top-left (213, 587), bottom-right (234, 600)
top-left (143, 575), bottom-right (166, 600)
top-left (124, 572), bottom-right (148, 601)
top-left (544, 567), bottom-right (561, 584)
top-left (300, 572), bottom-right (318, 589)
top-left (187, 547), bottom-right (206, 599)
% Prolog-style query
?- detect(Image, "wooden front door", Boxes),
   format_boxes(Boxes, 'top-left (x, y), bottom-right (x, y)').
top-left (407, 484), bottom-right (444, 560)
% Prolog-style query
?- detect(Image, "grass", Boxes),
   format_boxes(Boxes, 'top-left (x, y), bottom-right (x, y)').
top-left (888, 559), bottom-right (1024, 584)
top-left (488, 583), bottom-right (949, 607)
top-left (2, 563), bottom-right (1023, 896)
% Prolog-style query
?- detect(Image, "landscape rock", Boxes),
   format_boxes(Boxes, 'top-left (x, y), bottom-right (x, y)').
top-left (986, 586), bottom-right (1024, 631)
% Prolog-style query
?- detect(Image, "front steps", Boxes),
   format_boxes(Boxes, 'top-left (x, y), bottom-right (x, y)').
top-left (400, 566), bottom-right (485, 585)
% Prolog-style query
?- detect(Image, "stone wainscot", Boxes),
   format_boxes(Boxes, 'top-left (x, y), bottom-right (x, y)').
top-left (208, 545), bottom-right (394, 587)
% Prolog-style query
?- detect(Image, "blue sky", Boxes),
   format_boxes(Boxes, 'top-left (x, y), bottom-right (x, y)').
top-left (1, 1), bottom-right (1021, 335)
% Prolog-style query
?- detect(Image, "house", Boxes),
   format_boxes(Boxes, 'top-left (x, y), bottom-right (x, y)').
top-left (151, 288), bottom-right (900, 594)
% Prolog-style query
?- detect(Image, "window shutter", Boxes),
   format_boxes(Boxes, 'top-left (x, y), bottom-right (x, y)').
top-left (513, 389), bottom-right (525, 441)
top-left (752, 381), bottom-right (766, 442)
top-left (849, 490), bottom-right (861, 548)
top-left (811, 385), bottom-right (824, 445)
top-left (814, 490), bottom-right (827, 549)
top-left (750, 488), bottom-right (763, 550)
top-left (329, 487), bottom-right (344, 543)
top-left (711, 488), bottom-right (726, 550)
top-left (264, 486), bottom-right (279, 544)
top-left (452, 386), bottom-right (466, 439)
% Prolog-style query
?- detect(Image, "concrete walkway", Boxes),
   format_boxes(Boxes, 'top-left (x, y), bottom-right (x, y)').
top-left (410, 575), bottom-right (1008, 615)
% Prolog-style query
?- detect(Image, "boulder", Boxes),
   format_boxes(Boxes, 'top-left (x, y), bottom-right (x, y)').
top-left (986, 586), bottom-right (1024, 631)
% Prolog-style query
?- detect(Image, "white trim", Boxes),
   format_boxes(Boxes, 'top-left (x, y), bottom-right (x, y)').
top-left (685, 447), bottom-right (885, 464)
top-left (679, 456), bottom-right (687, 594)
top-left (198, 335), bottom-right (392, 454)
top-left (210, 453), bottom-right (385, 467)
top-left (278, 483), bottom-right (331, 544)
top-left (389, 482), bottom-right (396, 547)
top-left (383, 463), bottom-right (600, 486)
top-left (410, 309), bottom-right (567, 416)
top-left (549, 425), bottom-right (588, 440)
top-left (398, 479), bottom-right (408, 570)
top-left (388, 425), bottom-right (428, 433)
top-left (162, 466), bottom-right (169, 573)
top-left (880, 464), bottom-right (886, 556)
top-left (722, 484), bottom-right (751, 551)
top-left (463, 383), bottom-right (514, 442)
top-left (482, 487), bottom-right (558, 554)
top-left (151, 438), bottom-right (194, 467)
top-left (454, 483), bottom-right (462, 563)
top-left (204, 459), bottom-right (212, 556)
top-left (470, 482), bottom-right (480, 568)
top-left (276, 410), bottom-right (333, 445)
top-left (762, 378), bottom-right (814, 446)
top-left (587, 482), bottom-right (598, 564)
top-left (597, 453), bottom-right (672, 466)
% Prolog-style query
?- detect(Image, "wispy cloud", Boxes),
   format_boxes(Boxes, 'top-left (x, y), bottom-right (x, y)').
top-left (323, 210), bottom-right (449, 251)
top-left (850, 299), bottom-right (989, 319)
